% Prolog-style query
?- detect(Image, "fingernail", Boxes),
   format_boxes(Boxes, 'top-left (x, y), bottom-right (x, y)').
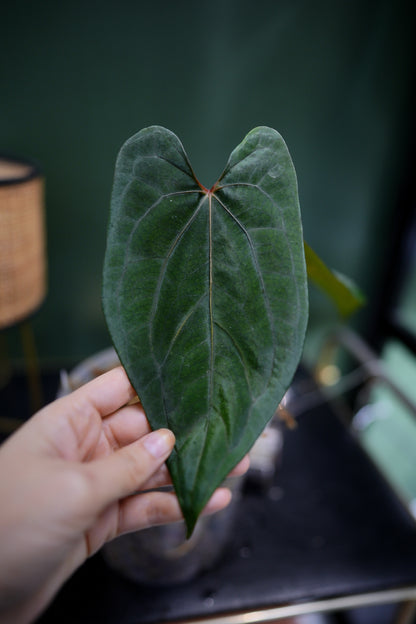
top-left (143, 429), bottom-right (174, 459)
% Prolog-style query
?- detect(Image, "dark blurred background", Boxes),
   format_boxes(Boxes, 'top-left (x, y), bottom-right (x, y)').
top-left (1, 0), bottom-right (415, 370)
top-left (2, 5), bottom-right (416, 622)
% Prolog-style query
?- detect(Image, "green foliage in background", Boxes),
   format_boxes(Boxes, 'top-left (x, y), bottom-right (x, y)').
top-left (304, 242), bottom-right (365, 318)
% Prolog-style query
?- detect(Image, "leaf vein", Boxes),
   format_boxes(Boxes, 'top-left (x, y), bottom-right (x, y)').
top-left (148, 192), bottom-right (209, 386)
top-left (217, 181), bottom-right (302, 324)
top-left (115, 189), bottom-right (201, 319)
top-left (212, 192), bottom-right (276, 388)
top-left (214, 321), bottom-right (254, 401)
top-left (161, 294), bottom-right (208, 366)
top-left (153, 154), bottom-right (197, 182)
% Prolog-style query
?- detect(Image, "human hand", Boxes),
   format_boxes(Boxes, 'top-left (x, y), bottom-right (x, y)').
top-left (0, 366), bottom-right (249, 624)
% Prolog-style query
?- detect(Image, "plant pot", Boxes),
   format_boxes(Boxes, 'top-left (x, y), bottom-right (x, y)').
top-left (102, 474), bottom-right (243, 586)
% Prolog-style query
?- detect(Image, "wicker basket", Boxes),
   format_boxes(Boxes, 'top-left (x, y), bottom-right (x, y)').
top-left (0, 155), bottom-right (47, 328)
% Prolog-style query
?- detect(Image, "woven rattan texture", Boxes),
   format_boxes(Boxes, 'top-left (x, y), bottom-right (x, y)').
top-left (0, 176), bottom-right (46, 327)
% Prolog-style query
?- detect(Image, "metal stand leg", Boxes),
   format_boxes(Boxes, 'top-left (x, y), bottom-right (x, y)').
top-left (19, 320), bottom-right (43, 413)
top-left (0, 331), bottom-right (12, 389)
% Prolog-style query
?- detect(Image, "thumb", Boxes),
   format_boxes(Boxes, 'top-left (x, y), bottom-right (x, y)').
top-left (82, 429), bottom-right (175, 511)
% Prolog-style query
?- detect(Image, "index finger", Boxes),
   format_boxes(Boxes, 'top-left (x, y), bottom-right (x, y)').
top-left (74, 366), bottom-right (137, 418)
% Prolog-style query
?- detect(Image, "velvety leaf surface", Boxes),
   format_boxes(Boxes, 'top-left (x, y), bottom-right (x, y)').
top-left (103, 126), bottom-right (308, 534)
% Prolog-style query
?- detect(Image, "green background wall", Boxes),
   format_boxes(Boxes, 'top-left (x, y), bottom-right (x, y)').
top-left (1, 0), bottom-right (415, 369)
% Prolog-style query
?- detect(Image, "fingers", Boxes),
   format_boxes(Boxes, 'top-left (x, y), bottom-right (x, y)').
top-left (229, 455), bottom-right (250, 477)
top-left (117, 490), bottom-right (183, 534)
top-left (82, 429), bottom-right (175, 511)
top-left (116, 486), bottom-right (233, 535)
top-left (102, 403), bottom-right (151, 450)
top-left (201, 487), bottom-right (232, 516)
top-left (74, 366), bottom-right (137, 418)
top-left (87, 425), bottom-right (248, 515)
top-left (29, 368), bottom-right (143, 461)
top-left (140, 464), bottom-right (172, 490)
top-left (119, 451), bottom-right (249, 498)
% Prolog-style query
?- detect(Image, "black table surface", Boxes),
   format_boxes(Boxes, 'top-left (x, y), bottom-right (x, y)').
top-left (37, 375), bottom-right (416, 623)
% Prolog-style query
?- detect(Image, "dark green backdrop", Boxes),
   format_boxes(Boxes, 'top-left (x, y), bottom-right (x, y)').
top-left (1, 0), bottom-right (415, 369)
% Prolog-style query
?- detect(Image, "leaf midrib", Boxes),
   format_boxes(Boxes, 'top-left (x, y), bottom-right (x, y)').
top-left (122, 175), bottom-right (300, 494)
top-left (142, 178), bottom-right (297, 403)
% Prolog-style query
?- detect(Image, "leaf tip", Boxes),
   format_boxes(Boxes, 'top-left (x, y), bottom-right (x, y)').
top-left (184, 512), bottom-right (199, 540)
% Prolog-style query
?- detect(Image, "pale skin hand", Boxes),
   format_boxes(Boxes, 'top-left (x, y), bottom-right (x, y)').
top-left (0, 366), bottom-right (249, 624)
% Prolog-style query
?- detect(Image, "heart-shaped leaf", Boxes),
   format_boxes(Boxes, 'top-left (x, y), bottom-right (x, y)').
top-left (103, 126), bottom-right (308, 535)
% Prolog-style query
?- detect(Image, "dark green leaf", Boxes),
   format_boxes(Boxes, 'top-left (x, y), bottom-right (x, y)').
top-left (103, 126), bottom-right (308, 535)
top-left (304, 242), bottom-right (365, 318)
